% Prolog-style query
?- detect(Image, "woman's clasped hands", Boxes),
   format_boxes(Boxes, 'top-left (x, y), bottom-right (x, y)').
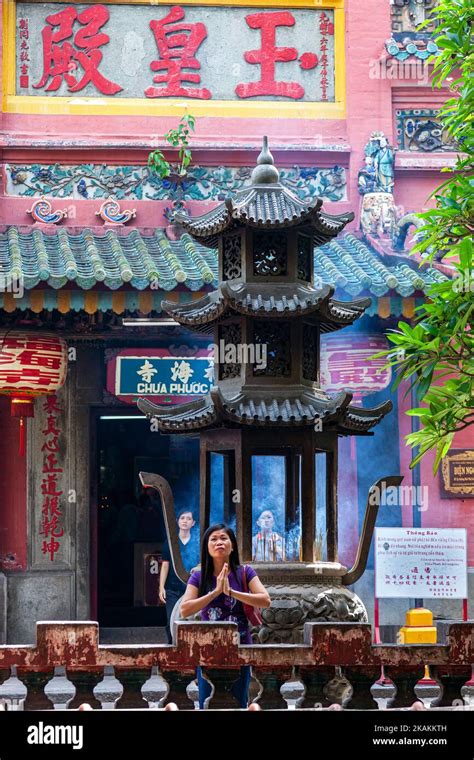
top-left (215, 562), bottom-right (231, 597)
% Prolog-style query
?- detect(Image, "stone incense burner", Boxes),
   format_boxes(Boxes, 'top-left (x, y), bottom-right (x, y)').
top-left (139, 138), bottom-right (401, 643)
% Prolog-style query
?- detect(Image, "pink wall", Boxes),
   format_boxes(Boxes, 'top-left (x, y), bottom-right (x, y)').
top-left (1, 0), bottom-right (452, 231)
top-left (398, 383), bottom-right (474, 566)
top-left (345, 0), bottom-right (392, 221)
top-left (395, 172), bottom-right (441, 215)
top-left (0, 194), bottom-right (357, 229)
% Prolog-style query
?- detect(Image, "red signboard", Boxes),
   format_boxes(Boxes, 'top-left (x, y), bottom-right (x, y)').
top-left (39, 395), bottom-right (64, 562)
top-left (320, 334), bottom-right (392, 395)
top-left (18, 4), bottom-right (335, 102)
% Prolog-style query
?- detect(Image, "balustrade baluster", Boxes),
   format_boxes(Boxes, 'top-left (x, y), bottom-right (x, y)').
top-left (160, 670), bottom-right (196, 710)
top-left (370, 671), bottom-right (395, 710)
top-left (385, 666), bottom-right (425, 709)
top-left (299, 667), bottom-right (333, 708)
top-left (281, 667), bottom-right (305, 709)
top-left (186, 678), bottom-right (200, 709)
top-left (93, 665), bottom-right (123, 709)
top-left (0, 666), bottom-right (27, 710)
top-left (44, 666), bottom-right (76, 709)
top-left (141, 666), bottom-right (168, 708)
top-left (251, 669), bottom-right (290, 709)
top-left (114, 668), bottom-right (150, 709)
top-left (17, 669), bottom-right (54, 710)
top-left (343, 667), bottom-right (380, 709)
top-left (461, 668), bottom-right (474, 707)
top-left (67, 669), bottom-right (103, 709)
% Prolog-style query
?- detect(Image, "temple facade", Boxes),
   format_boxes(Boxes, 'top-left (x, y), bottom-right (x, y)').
top-left (0, 0), bottom-right (471, 645)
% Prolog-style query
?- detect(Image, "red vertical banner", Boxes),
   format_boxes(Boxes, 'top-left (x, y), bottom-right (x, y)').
top-left (39, 395), bottom-right (64, 562)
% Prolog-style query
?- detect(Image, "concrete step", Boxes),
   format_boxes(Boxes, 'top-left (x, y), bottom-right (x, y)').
top-left (99, 626), bottom-right (168, 645)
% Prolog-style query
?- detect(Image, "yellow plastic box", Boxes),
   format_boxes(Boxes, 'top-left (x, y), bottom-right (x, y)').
top-left (399, 626), bottom-right (437, 644)
top-left (406, 608), bottom-right (433, 627)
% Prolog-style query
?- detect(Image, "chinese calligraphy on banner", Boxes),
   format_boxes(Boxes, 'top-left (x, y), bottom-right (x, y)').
top-left (375, 528), bottom-right (467, 599)
top-left (31, 388), bottom-right (70, 568)
top-left (18, 16), bottom-right (30, 88)
top-left (40, 395), bottom-right (64, 562)
top-left (16, 3), bottom-right (335, 102)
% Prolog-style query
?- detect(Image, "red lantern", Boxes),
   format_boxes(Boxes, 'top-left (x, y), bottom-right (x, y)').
top-left (0, 332), bottom-right (68, 456)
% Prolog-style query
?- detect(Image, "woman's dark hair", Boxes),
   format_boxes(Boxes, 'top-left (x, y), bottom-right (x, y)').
top-left (198, 523), bottom-right (240, 597)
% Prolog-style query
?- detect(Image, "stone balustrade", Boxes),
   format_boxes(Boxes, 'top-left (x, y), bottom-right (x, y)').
top-left (0, 621), bottom-right (472, 710)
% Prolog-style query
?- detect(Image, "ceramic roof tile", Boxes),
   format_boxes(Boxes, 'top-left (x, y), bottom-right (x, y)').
top-left (0, 226), bottom-right (447, 297)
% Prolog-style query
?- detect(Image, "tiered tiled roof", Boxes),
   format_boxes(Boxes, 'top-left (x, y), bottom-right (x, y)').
top-left (0, 227), bottom-right (446, 300)
top-left (161, 282), bottom-right (371, 334)
top-left (0, 227), bottom-right (215, 292)
top-left (176, 186), bottom-right (354, 247)
top-left (138, 387), bottom-right (392, 435)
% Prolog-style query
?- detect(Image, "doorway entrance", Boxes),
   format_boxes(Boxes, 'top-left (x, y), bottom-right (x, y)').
top-left (91, 408), bottom-right (200, 634)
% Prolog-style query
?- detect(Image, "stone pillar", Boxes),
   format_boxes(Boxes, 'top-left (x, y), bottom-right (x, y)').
top-left (7, 345), bottom-right (103, 643)
top-left (71, 344), bottom-right (104, 620)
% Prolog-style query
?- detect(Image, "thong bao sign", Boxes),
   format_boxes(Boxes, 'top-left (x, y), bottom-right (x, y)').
top-left (15, 2), bottom-right (335, 102)
top-left (375, 527), bottom-right (468, 600)
top-left (106, 347), bottom-right (214, 405)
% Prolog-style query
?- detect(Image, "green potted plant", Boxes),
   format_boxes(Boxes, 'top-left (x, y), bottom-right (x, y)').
top-left (148, 114), bottom-right (196, 186)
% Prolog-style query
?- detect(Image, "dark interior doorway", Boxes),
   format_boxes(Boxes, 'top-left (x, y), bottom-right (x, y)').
top-left (93, 409), bottom-right (200, 628)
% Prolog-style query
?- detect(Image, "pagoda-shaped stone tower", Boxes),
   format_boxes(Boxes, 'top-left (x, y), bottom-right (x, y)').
top-left (139, 138), bottom-right (396, 643)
